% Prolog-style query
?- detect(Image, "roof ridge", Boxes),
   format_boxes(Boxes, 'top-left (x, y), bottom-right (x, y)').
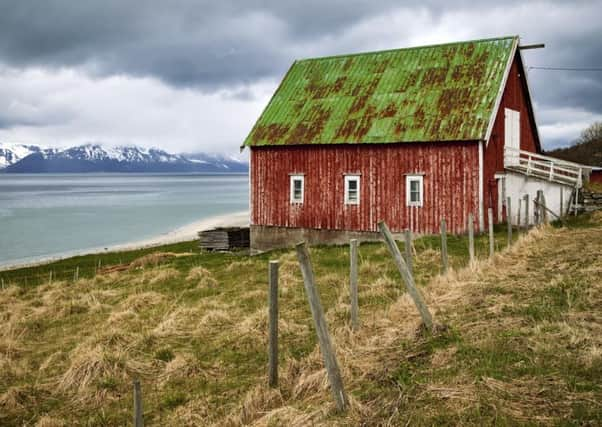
top-left (296, 35), bottom-right (519, 63)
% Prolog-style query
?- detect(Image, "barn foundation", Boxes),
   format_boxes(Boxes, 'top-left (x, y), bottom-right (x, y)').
top-left (250, 225), bottom-right (404, 253)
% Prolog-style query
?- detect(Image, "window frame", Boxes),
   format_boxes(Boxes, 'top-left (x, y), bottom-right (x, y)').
top-left (344, 174), bottom-right (361, 205)
top-left (405, 174), bottom-right (424, 207)
top-left (289, 174), bottom-right (305, 204)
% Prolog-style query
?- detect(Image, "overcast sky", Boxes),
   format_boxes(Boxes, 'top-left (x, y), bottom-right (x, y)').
top-left (0, 0), bottom-right (601, 154)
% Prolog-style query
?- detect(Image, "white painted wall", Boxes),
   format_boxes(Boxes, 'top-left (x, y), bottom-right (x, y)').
top-left (505, 171), bottom-right (573, 225)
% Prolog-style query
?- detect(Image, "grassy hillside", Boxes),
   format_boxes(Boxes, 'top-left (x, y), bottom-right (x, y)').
top-left (1, 216), bottom-right (601, 425)
top-left (546, 137), bottom-right (602, 167)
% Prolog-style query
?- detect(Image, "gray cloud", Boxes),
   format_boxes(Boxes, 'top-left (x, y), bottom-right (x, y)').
top-left (0, 0), bottom-right (600, 151)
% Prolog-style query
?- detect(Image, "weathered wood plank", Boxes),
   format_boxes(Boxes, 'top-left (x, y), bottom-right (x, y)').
top-left (468, 213), bottom-right (475, 264)
top-left (404, 229), bottom-right (413, 277)
top-left (488, 208), bottom-right (494, 257)
top-left (295, 242), bottom-right (348, 412)
top-left (507, 197), bottom-right (512, 247)
top-left (133, 378), bottom-right (143, 427)
top-left (349, 239), bottom-right (359, 331)
top-left (440, 218), bottom-right (448, 274)
top-left (378, 221), bottom-right (433, 331)
top-left (268, 260), bottom-right (279, 387)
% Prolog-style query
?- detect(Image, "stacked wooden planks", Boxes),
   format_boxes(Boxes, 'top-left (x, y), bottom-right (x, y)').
top-left (198, 227), bottom-right (250, 251)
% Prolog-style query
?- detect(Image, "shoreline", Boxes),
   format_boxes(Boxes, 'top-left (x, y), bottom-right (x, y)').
top-left (0, 210), bottom-right (249, 272)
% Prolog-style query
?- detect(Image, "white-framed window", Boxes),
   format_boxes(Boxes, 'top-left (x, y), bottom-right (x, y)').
top-left (344, 174), bottom-right (360, 205)
top-left (406, 174), bottom-right (424, 207)
top-left (289, 174), bottom-right (304, 204)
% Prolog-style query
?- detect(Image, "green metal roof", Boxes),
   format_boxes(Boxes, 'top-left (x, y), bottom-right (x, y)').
top-left (243, 36), bottom-right (518, 147)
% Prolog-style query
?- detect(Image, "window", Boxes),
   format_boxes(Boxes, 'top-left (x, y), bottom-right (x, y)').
top-left (289, 174), bottom-right (304, 204)
top-left (406, 174), bottom-right (423, 207)
top-left (344, 174), bottom-right (360, 205)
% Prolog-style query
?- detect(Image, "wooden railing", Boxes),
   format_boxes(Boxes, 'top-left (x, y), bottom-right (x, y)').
top-left (504, 147), bottom-right (589, 188)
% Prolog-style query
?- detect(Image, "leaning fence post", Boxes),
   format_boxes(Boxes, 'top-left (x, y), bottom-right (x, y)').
top-left (440, 219), bottom-right (448, 274)
top-left (349, 239), bottom-right (359, 331)
top-left (524, 194), bottom-right (530, 229)
top-left (296, 242), bottom-right (348, 412)
top-left (268, 260), bottom-right (279, 387)
top-left (133, 378), bottom-right (143, 427)
top-left (488, 208), bottom-right (494, 257)
top-left (404, 229), bottom-right (413, 277)
top-left (378, 221), bottom-right (433, 331)
top-left (506, 197), bottom-right (512, 247)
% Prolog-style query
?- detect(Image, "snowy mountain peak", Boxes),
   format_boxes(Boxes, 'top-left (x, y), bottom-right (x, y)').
top-left (0, 143), bottom-right (248, 173)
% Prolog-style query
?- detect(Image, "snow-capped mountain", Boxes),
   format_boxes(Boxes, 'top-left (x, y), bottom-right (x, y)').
top-left (0, 143), bottom-right (56, 169)
top-left (0, 143), bottom-right (248, 173)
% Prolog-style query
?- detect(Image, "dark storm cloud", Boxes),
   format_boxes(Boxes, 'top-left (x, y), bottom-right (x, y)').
top-left (0, 0), bottom-right (406, 88)
top-left (0, 0), bottom-right (601, 149)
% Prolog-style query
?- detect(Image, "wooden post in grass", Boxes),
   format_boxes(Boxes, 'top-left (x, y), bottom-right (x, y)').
top-left (49, 271), bottom-right (53, 285)
top-left (488, 208), bottom-right (494, 258)
top-left (268, 260), bottom-right (279, 387)
top-left (506, 197), bottom-right (512, 247)
top-left (349, 239), bottom-right (359, 331)
top-left (559, 188), bottom-right (564, 219)
top-left (539, 190), bottom-right (548, 224)
top-left (296, 242), bottom-right (348, 412)
top-left (133, 378), bottom-right (144, 427)
top-left (524, 194), bottom-right (530, 229)
top-left (468, 213), bottom-right (475, 264)
top-left (1, 278), bottom-right (4, 290)
top-left (440, 219), bottom-right (448, 274)
top-left (74, 266), bottom-right (79, 282)
top-left (517, 198), bottom-right (522, 232)
top-left (404, 229), bottom-right (413, 278)
top-left (378, 221), bottom-right (433, 331)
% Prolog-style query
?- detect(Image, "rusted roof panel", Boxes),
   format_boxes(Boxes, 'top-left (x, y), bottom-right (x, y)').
top-left (243, 36), bottom-right (517, 147)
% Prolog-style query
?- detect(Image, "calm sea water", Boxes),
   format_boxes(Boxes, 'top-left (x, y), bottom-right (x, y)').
top-left (0, 173), bottom-right (248, 267)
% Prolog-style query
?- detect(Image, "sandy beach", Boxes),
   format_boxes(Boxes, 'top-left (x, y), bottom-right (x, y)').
top-left (0, 210), bottom-right (249, 271)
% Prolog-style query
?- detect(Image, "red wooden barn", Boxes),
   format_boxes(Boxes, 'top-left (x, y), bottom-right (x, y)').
top-left (242, 36), bottom-right (589, 251)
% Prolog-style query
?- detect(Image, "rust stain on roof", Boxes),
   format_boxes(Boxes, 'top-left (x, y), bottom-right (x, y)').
top-left (244, 36), bottom-right (517, 147)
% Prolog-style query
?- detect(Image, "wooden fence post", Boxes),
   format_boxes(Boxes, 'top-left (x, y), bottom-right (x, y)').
top-left (559, 188), bottom-right (564, 219)
top-left (517, 198), bottom-right (522, 232)
top-left (295, 242), bottom-right (348, 412)
top-left (133, 378), bottom-right (143, 427)
top-left (539, 190), bottom-right (548, 224)
top-left (349, 239), bottom-right (359, 331)
top-left (534, 191), bottom-right (541, 225)
top-left (268, 260), bottom-right (279, 387)
top-left (404, 229), bottom-right (413, 278)
top-left (378, 221), bottom-right (433, 331)
top-left (49, 271), bottom-right (53, 285)
top-left (488, 208), bottom-right (494, 257)
top-left (74, 266), bottom-right (79, 282)
top-left (506, 197), bottom-right (512, 248)
top-left (1, 278), bottom-right (4, 290)
top-left (468, 213), bottom-right (475, 264)
top-left (440, 219), bottom-right (448, 274)
top-left (524, 194), bottom-right (530, 229)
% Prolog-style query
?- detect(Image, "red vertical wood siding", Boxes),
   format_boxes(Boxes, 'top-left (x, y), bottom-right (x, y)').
top-left (485, 54), bottom-right (540, 223)
top-left (251, 141), bottom-right (479, 235)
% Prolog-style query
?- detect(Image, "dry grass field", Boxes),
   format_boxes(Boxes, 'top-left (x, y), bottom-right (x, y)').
top-left (0, 215), bottom-right (601, 425)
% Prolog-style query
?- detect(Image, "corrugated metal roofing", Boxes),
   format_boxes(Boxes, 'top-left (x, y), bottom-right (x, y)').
top-left (243, 36), bottom-right (518, 147)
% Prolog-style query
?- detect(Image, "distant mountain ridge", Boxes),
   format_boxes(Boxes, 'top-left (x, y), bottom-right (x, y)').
top-left (0, 143), bottom-right (248, 173)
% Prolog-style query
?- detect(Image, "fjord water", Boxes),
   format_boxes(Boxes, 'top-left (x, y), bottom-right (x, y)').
top-left (0, 173), bottom-right (248, 267)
